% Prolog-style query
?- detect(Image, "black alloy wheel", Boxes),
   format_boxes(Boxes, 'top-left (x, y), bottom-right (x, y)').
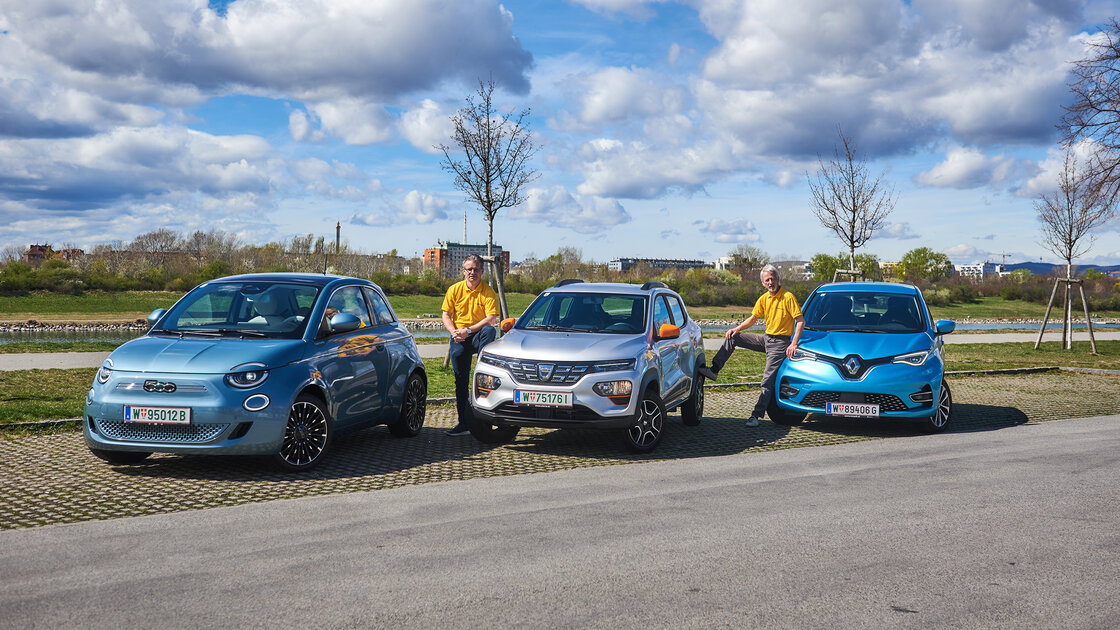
top-left (275, 394), bottom-right (333, 472)
top-left (389, 372), bottom-right (428, 437)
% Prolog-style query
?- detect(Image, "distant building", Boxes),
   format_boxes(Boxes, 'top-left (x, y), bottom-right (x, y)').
top-left (607, 257), bottom-right (710, 272)
top-left (771, 260), bottom-right (812, 281)
top-left (21, 244), bottom-right (83, 267)
top-left (879, 261), bottom-right (901, 278)
top-left (424, 241), bottom-right (510, 278)
top-left (953, 261), bottom-right (1004, 281)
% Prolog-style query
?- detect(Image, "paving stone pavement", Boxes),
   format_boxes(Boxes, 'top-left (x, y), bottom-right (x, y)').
top-left (2, 372), bottom-right (1119, 530)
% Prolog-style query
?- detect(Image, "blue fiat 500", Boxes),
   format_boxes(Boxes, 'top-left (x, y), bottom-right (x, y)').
top-left (84, 273), bottom-right (428, 471)
top-left (771, 282), bottom-right (955, 432)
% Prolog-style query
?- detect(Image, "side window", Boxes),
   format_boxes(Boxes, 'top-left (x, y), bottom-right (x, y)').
top-left (363, 287), bottom-right (396, 325)
top-left (322, 286), bottom-right (373, 334)
top-left (667, 295), bottom-right (686, 326)
top-left (653, 295), bottom-right (671, 331)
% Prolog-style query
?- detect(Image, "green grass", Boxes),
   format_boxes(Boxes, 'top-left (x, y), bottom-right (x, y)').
top-left (0, 356), bottom-right (470, 426)
top-left (0, 291), bottom-right (181, 321)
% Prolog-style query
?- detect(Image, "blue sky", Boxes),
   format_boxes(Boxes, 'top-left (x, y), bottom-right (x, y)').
top-left (1, 0), bottom-right (1118, 266)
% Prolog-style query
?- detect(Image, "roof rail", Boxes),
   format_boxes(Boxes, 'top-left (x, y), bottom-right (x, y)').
top-left (554, 278), bottom-right (585, 287)
top-left (640, 281), bottom-right (668, 290)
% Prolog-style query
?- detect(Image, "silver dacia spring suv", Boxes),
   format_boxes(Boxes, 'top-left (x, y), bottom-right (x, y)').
top-left (470, 280), bottom-right (706, 452)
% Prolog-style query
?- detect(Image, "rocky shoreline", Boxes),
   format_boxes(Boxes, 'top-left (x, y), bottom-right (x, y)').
top-left (1, 317), bottom-right (1115, 334)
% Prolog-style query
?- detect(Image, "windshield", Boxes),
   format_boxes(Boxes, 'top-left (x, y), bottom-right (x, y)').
top-left (154, 281), bottom-right (321, 339)
top-left (517, 292), bottom-right (648, 334)
top-left (803, 291), bottom-right (926, 333)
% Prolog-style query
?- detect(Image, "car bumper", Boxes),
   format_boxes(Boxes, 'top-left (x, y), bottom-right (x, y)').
top-left (82, 367), bottom-right (304, 456)
top-left (470, 363), bottom-right (639, 430)
top-left (775, 358), bottom-right (943, 420)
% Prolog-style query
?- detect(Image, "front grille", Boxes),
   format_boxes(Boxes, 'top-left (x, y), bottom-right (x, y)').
top-left (493, 402), bottom-right (604, 422)
top-left (800, 391), bottom-right (909, 412)
top-left (95, 420), bottom-right (228, 443)
top-left (507, 360), bottom-right (592, 385)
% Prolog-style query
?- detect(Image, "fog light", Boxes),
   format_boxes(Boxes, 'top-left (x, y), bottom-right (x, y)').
top-left (593, 380), bottom-right (632, 397)
top-left (243, 394), bottom-right (270, 412)
top-left (86, 388), bottom-right (95, 405)
top-left (475, 373), bottom-right (500, 398)
top-left (779, 382), bottom-right (799, 400)
top-left (910, 385), bottom-right (934, 405)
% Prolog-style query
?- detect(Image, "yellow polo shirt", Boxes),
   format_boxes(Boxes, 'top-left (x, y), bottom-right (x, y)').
top-left (442, 280), bottom-right (499, 329)
top-left (752, 288), bottom-right (802, 336)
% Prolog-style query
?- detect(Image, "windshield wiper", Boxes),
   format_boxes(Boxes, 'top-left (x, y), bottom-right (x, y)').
top-left (175, 329), bottom-right (222, 337)
top-left (528, 324), bottom-right (583, 332)
top-left (214, 328), bottom-right (269, 337)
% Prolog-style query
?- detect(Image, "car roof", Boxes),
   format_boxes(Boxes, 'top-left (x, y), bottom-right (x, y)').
top-left (543, 281), bottom-right (674, 296)
top-left (205, 272), bottom-right (373, 290)
top-left (814, 282), bottom-right (920, 295)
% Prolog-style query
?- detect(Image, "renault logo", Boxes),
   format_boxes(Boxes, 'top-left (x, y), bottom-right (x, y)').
top-left (144, 380), bottom-right (177, 393)
top-left (843, 357), bottom-right (862, 376)
top-left (538, 364), bottom-right (555, 380)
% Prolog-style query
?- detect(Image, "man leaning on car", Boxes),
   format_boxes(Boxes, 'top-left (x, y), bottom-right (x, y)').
top-left (442, 254), bottom-right (500, 436)
top-left (698, 263), bottom-right (804, 427)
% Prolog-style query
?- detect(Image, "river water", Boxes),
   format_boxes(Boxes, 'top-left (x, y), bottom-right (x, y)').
top-left (2, 321), bottom-right (1118, 347)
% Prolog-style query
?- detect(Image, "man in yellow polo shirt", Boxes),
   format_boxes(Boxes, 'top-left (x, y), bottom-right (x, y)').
top-left (442, 254), bottom-right (500, 436)
top-left (698, 264), bottom-right (804, 427)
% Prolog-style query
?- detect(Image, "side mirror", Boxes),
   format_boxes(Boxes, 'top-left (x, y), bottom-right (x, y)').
top-left (329, 312), bottom-right (362, 334)
top-left (500, 317), bottom-right (517, 333)
top-left (934, 320), bottom-right (955, 335)
top-left (657, 323), bottom-right (680, 340)
top-left (146, 308), bottom-right (166, 326)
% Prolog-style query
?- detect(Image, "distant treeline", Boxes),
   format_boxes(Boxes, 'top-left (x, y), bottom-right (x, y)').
top-left (5, 229), bottom-right (1120, 310)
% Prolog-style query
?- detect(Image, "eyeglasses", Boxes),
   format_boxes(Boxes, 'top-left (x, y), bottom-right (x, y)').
top-left (463, 267), bottom-right (481, 273)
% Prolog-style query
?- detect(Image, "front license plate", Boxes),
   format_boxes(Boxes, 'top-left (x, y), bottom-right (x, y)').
top-left (826, 402), bottom-right (879, 417)
top-left (514, 390), bottom-right (573, 407)
top-left (124, 405), bottom-right (192, 425)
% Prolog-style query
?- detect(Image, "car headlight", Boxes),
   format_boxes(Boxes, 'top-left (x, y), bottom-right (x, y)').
top-left (475, 373), bottom-right (501, 390)
top-left (226, 363), bottom-right (270, 389)
top-left (593, 380), bottom-right (632, 397)
top-left (478, 352), bottom-right (508, 369)
top-left (789, 348), bottom-right (818, 362)
top-left (892, 350), bottom-right (931, 366)
top-left (591, 359), bottom-right (636, 372)
top-left (97, 359), bottom-right (113, 384)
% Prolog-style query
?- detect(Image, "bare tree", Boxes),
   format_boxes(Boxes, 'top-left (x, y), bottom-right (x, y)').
top-left (807, 128), bottom-right (895, 272)
top-left (438, 78), bottom-right (539, 256)
top-left (728, 243), bottom-right (768, 276)
top-left (1035, 148), bottom-right (1113, 277)
top-left (1061, 18), bottom-right (1120, 206)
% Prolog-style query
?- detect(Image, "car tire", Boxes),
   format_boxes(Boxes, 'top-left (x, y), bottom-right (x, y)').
top-left (89, 449), bottom-right (151, 465)
top-left (681, 374), bottom-right (704, 426)
top-left (767, 395), bottom-right (805, 426)
top-left (469, 419), bottom-right (520, 444)
top-left (621, 387), bottom-right (665, 453)
top-left (919, 380), bottom-right (952, 433)
top-left (388, 372), bottom-right (427, 438)
top-left (274, 393), bottom-right (333, 472)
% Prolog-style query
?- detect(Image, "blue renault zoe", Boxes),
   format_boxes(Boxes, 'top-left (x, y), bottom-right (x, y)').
top-left (772, 282), bottom-right (955, 432)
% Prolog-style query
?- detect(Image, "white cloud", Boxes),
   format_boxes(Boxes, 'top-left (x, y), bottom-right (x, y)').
top-left (576, 137), bottom-right (737, 198)
top-left (511, 186), bottom-right (631, 233)
top-left (915, 147), bottom-right (1027, 190)
top-left (399, 99), bottom-right (454, 154)
top-left (577, 66), bottom-right (685, 126)
top-left (944, 243), bottom-right (987, 263)
top-left (695, 217), bottom-right (758, 244)
top-left (878, 222), bottom-right (920, 240)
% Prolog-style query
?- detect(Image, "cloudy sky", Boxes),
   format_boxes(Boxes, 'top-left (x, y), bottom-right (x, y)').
top-left (1, 0), bottom-right (1117, 266)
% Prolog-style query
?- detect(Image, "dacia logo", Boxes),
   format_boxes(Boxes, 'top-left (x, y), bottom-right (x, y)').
top-left (538, 364), bottom-right (555, 380)
top-left (144, 380), bottom-right (177, 393)
top-left (843, 356), bottom-right (862, 376)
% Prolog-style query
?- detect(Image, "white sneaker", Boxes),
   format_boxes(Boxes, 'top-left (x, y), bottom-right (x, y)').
top-left (744, 416), bottom-right (760, 427)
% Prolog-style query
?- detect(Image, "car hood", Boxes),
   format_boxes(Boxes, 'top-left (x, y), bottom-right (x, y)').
top-left (106, 335), bottom-right (305, 373)
top-left (798, 329), bottom-right (932, 360)
top-left (484, 330), bottom-right (646, 362)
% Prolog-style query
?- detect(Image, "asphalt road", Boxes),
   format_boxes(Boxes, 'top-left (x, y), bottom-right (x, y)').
top-left (4, 331), bottom-right (1120, 371)
top-left (2, 414), bottom-right (1118, 629)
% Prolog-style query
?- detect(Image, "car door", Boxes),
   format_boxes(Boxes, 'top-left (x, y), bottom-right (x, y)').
top-left (312, 285), bottom-right (385, 430)
top-left (665, 293), bottom-right (696, 403)
top-left (361, 286), bottom-right (411, 421)
top-left (656, 293), bottom-right (688, 405)
top-left (650, 294), bottom-right (686, 404)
